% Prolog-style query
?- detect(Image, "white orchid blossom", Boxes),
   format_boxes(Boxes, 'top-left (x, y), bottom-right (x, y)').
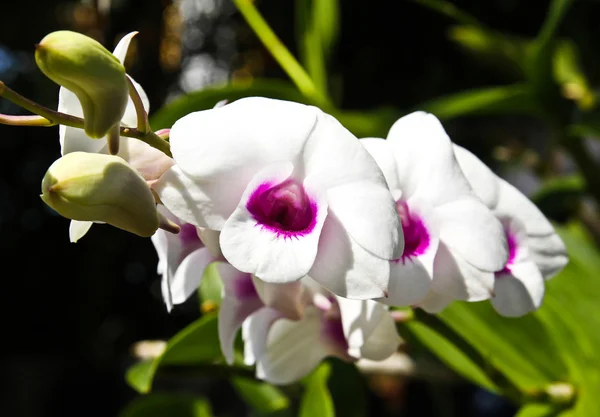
top-left (154, 97), bottom-right (404, 299)
top-left (453, 145), bottom-right (568, 317)
top-left (361, 112), bottom-right (508, 309)
top-left (216, 266), bottom-right (400, 384)
top-left (151, 205), bottom-right (222, 311)
top-left (59, 32), bottom-right (173, 242)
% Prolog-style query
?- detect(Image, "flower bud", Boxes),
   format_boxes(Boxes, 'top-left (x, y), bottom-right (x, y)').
top-left (41, 152), bottom-right (159, 237)
top-left (35, 31), bottom-right (129, 139)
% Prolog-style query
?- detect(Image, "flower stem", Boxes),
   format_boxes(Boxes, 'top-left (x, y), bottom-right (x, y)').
top-left (127, 75), bottom-right (150, 134)
top-left (233, 0), bottom-right (331, 107)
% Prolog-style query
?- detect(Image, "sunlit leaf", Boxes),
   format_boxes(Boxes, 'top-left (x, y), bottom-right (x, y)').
top-left (515, 403), bottom-right (559, 417)
top-left (125, 314), bottom-right (223, 393)
top-left (417, 84), bottom-right (540, 120)
top-left (553, 40), bottom-right (595, 110)
top-left (300, 363), bottom-right (335, 417)
top-left (232, 377), bottom-right (290, 414)
top-left (119, 394), bottom-right (213, 417)
top-left (198, 263), bottom-right (224, 312)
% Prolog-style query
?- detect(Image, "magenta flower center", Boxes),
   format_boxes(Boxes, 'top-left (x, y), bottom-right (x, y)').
top-left (177, 223), bottom-right (204, 263)
top-left (233, 273), bottom-right (259, 300)
top-left (247, 179), bottom-right (316, 236)
top-left (395, 200), bottom-right (430, 262)
top-left (497, 227), bottom-right (518, 276)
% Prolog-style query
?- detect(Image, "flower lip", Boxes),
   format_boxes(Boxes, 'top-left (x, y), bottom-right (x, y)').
top-left (497, 227), bottom-right (518, 276)
top-left (179, 222), bottom-right (200, 245)
top-left (394, 200), bottom-right (430, 263)
top-left (246, 179), bottom-right (317, 237)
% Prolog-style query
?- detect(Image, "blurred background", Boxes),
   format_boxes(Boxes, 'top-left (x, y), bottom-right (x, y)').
top-left (1, 0), bottom-right (599, 416)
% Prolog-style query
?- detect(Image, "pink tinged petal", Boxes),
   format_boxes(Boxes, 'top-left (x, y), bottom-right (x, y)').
top-left (336, 297), bottom-right (399, 360)
top-left (170, 248), bottom-right (215, 305)
top-left (169, 97), bottom-right (316, 180)
top-left (453, 145), bottom-right (500, 209)
top-left (431, 241), bottom-right (495, 301)
top-left (437, 198), bottom-right (508, 272)
top-left (492, 261), bottom-right (545, 317)
top-left (252, 276), bottom-right (307, 320)
top-left (220, 162), bottom-right (328, 283)
top-left (527, 234), bottom-right (568, 279)
top-left (112, 31), bottom-right (138, 64)
top-left (495, 180), bottom-right (555, 236)
top-left (255, 307), bottom-right (332, 385)
top-left (385, 112), bottom-right (474, 205)
top-left (218, 263), bottom-right (263, 364)
top-left (417, 290), bottom-right (454, 313)
top-left (360, 138), bottom-right (403, 195)
top-left (116, 136), bottom-right (173, 181)
top-left (302, 112), bottom-right (388, 189)
top-left (327, 181), bottom-right (404, 260)
top-left (69, 220), bottom-right (93, 243)
top-left (153, 165), bottom-right (239, 229)
top-left (308, 211), bottom-right (390, 299)
top-left (242, 307), bottom-right (285, 366)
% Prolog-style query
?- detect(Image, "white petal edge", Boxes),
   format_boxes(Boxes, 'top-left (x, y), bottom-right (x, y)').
top-left (69, 220), bottom-right (93, 243)
top-left (491, 260), bottom-right (545, 317)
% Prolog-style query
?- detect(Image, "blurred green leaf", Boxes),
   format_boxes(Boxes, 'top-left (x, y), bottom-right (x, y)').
top-left (300, 363), bottom-right (335, 417)
top-left (532, 175), bottom-right (584, 220)
top-left (516, 403), bottom-right (559, 417)
top-left (199, 263), bottom-right (224, 312)
top-left (327, 359), bottom-right (367, 417)
top-left (119, 394), bottom-right (213, 417)
top-left (126, 314), bottom-right (223, 393)
top-left (449, 25), bottom-right (530, 79)
top-left (232, 377), bottom-right (290, 414)
top-left (553, 40), bottom-right (595, 110)
top-left (413, 0), bottom-right (481, 26)
top-left (296, 0), bottom-right (339, 95)
top-left (417, 84), bottom-right (540, 120)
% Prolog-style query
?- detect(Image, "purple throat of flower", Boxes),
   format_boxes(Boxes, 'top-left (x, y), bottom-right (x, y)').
top-left (394, 200), bottom-right (430, 263)
top-left (177, 222), bottom-right (204, 263)
top-left (246, 179), bottom-right (317, 238)
top-left (496, 227), bottom-right (518, 276)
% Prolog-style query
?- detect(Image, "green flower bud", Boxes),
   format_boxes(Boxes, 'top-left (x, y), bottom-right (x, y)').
top-left (41, 152), bottom-right (159, 237)
top-left (35, 31), bottom-right (129, 139)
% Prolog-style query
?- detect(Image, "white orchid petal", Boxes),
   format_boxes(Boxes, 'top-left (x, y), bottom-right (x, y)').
top-left (242, 307), bottom-right (284, 366)
top-left (121, 77), bottom-right (150, 128)
top-left (417, 290), bottom-right (454, 313)
top-left (491, 261), bottom-right (545, 317)
top-left (309, 212), bottom-right (390, 299)
top-left (386, 256), bottom-right (435, 307)
top-left (252, 277), bottom-right (307, 320)
top-left (58, 88), bottom-right (106, 155)
top-left (359, 306), bottom-right (400, 361)
top-left (117, 136), bottom-right (173, 181)
top-left (170, 248), bottom-right (215, 305)
top-left (69, 220), bottom-right (93, 243)
top-left (437, 199), bottom-right (508, 272)
top-left (220, 162), bottom-right (328, 283)
top-left (453, 145), bottom-right (500, 209)
top-left (327, 181), bottom-right (403, 260)
top-left (255, 308), bottom-right (331, 385)
top-left (527, 234), bottom-right (568, 279)
top-left (112, 31), bottom-right (138, 64)
top-left (197, 228), bottom-right (223, 259)
top-left (360, 138), bottom-right (402, 193)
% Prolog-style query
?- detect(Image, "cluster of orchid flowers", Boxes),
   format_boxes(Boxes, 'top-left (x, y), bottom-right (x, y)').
top-left (2, 31), bottom-right (568, 384)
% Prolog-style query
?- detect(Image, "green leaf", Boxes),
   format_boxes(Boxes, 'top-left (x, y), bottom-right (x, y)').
top-left (413, 0), bottom-right (481, 26)
top-left (232, 377), bottom-right (290, 414)
top-left (295, 0), bottom-right (340, 96)
top-left (327, 359), bottom-right (367, 417)
top-left (515, 403), bottom-right (559, 417)
top-left (119, 394), bottom-right (213, 417)
top-left (125, 314), bottom-right (223, 393)
top-left (553, 40), bottom-right (595, 110)
top-left (300, 363), bottom-right (335, 417)
top-left (198, 263), bottom-right (224, 312)
top-left (417, 84), bottom-right (540, 120)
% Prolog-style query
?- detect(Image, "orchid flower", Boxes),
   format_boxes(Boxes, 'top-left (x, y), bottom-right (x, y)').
top-left (59, 32), bottom-right (173, 242)
top-left (361, 112), bottom-right (508, 309)
top-left (151, 205), bottom-right (221, 311)
top-left (216, 266), bottom-right (400, 384)
top-left (154, 97), bottom-right (404, 299)
top-left (452, 145), bottom-right (568, 317)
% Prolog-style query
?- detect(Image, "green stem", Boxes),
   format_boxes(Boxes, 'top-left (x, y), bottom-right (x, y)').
top-left (126, 75), bottom-right (150, 134)
top-left (0, 81), bottom-right (172, 157)
top-left (233, 0), bottom-right (330, 107)
top-left (0, 114), bottom-right (52, 126)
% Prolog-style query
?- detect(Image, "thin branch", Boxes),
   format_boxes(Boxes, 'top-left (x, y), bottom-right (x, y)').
top-left (126, 75), bottom-right (150, 134)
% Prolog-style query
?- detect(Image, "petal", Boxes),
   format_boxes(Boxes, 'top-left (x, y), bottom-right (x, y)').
top-left (491, 260), bottom-right (545, 317)
top-left (386, 257), bottom-right (435, 307)
top-left (242, 307), bottom-right (284, 366)
top-left (252, 277), bottom-right (308, 320)
top-left (170, 248), bottom-right (215, 305)
top-left (308, 212), bottom-right (390, 299)
top-left (69, 220), bottom-right (93, 243)
top-left (360, 138), bottom-right (402, 194)
top-left (169, 97), bottom-right (316, 180)
top-left (58, 88), bottom-right (106, 155)
top-left (220, 162), bottom-right (328, 283)
top-left (255, 307), bottom-right (331, 385)
top-left (112, 31), bottom-right (138, 64)
top-left (495, 179), bottom-right (555, 236)
top-left (197, 228), bottom-right (223, 259)
top-left (153, 165), bottom-right (241, 229)
top-left (452, 145), bottom-right (500, 209)
top-left (386, 112), bottom-right (474, 205)
top-left (431, 241), bottom-right (495, 301)
top-left (218, 263), bottom-right (263, 364)
top-left (117, 136), bottom-right (173, 181)
top-left (336, 297), bottom-right (399, 360)
top-left (120, 78), bottom-right (150, 127)
top-left (327, 181), bottom-right (403, 260)
top-left (417, 290), bottom-right (454, 313)
top-left (437, 198), bottom-right (508, 272)
top-left (527, 233), bottom-right (568, 279)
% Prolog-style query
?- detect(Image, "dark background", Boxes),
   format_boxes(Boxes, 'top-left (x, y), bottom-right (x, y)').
top-left (0, 1), bottom-right (597, 416)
